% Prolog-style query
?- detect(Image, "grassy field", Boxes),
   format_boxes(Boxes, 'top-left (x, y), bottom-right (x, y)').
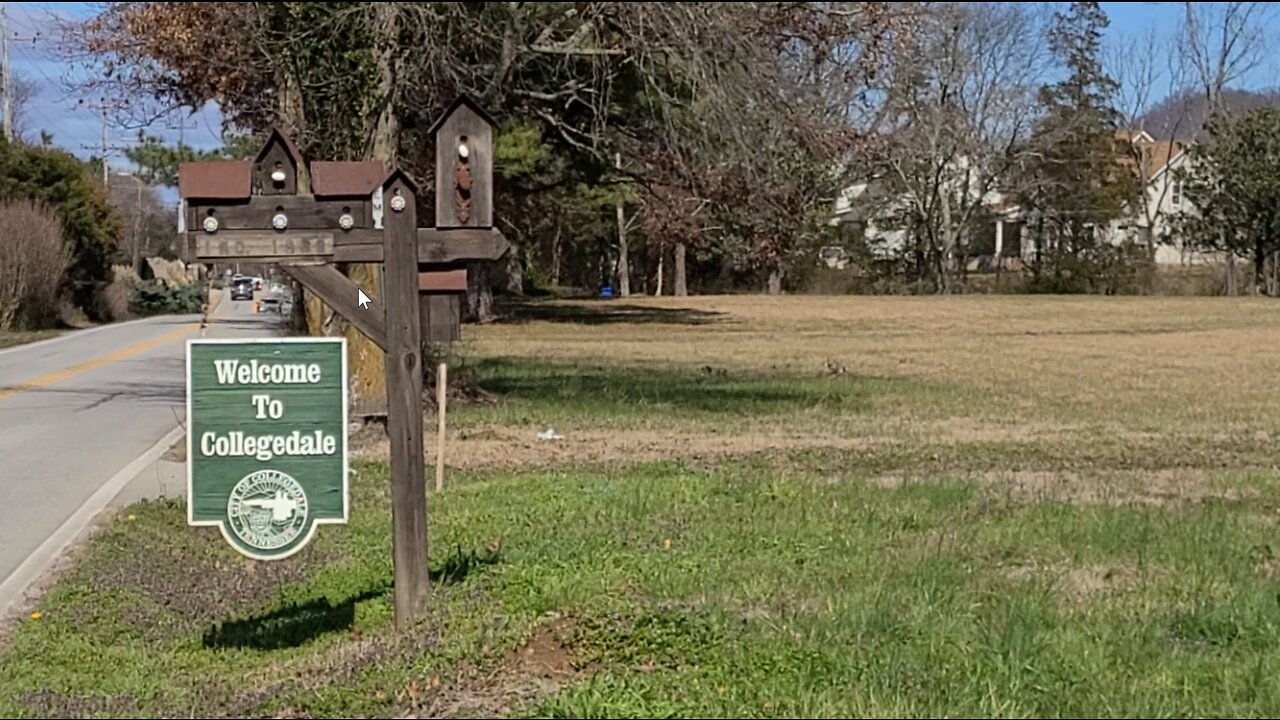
top-left (6, 294), bottom-right (1280, 718)
top-left (0, 329), bottom-right (60, 350)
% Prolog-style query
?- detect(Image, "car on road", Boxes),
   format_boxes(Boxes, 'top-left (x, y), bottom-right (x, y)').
top-left (230, 277), bottom-right (254, 301)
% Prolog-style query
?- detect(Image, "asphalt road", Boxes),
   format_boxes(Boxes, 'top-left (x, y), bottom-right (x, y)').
top-left (0, 296), bottom-right (284, 611)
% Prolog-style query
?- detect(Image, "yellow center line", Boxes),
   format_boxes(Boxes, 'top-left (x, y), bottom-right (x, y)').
top-left (0, 322), bottom-right (202, 402)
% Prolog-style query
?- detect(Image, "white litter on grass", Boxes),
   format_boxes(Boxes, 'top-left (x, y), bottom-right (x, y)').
top-left (537, 428), bottom-right (564, 442)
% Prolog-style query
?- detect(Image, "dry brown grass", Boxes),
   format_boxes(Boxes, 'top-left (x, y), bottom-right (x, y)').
top-left (414, 296), bottom-right (1277, 469)
top-left (471, 295), bottom-right (1279, 411)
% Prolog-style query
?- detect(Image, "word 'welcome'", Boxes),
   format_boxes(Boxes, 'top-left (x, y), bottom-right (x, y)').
top-left (214, 359), bottom-right (323, 385)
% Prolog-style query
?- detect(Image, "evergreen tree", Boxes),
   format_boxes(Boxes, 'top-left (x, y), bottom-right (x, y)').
top-left (1176, 107), bottom-right (1280, 294)
top-left (1022, 1), bottom-right (1139, 289)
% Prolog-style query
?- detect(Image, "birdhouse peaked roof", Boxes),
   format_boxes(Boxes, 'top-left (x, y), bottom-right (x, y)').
top-left (254, 127), bottom-right (305, 165)
top-left (381, 167), bottom-right (422, 195)
top-left (428, 95), bottom-right (496, 136)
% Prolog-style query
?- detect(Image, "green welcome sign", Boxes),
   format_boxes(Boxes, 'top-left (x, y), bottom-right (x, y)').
top-left (186, 338), bottom-right (349, 560)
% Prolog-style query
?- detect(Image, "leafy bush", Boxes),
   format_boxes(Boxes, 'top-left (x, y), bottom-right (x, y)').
top-left (0, 142), bottom-right (121, 316)
top-left (129, 279), bottom-right (204, 317)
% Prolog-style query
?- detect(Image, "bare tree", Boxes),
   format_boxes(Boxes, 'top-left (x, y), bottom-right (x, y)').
top-left (1181, 1), bottom-right (1274, 114)
top-left (866, 2), bottom-right (1052, 292)
top-left (9, 73), bottom-right (39, 142)
top-left (1109, 29), bottom-right (1193, 264)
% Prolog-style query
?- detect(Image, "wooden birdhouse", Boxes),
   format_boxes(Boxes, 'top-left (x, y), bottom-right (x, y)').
top-left (310, 160), bottom-right (387, 230)
top-left (254, 128), bottom-right (306, 196)
top-left (430, 96), bottom-right (495, 228)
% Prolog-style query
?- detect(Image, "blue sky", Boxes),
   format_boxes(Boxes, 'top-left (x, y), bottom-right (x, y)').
top-left (7, 1), bottom-right (1280, 198)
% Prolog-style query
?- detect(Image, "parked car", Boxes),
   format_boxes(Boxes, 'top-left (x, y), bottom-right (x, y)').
top-left (230, 277), bottom-right (254, 301)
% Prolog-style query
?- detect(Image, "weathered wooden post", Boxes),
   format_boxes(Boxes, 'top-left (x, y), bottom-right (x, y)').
top-left (382, 170), bottom-right (430, 624)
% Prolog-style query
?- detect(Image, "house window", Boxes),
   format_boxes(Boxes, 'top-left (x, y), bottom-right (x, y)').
top-left (1172, 179), bottom-right (1182, 206)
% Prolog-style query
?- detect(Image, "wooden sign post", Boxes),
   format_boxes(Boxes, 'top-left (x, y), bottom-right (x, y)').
top-left (178, 97), bottom-right (508, 630)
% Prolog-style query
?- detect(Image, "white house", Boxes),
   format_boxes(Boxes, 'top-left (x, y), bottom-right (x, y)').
top-left (830, 163), bottom-right (1025, 269)
top-left (1105, 130), bottom-right (1218, 266)
top-left (831, 132), bottom-right (1222, 270)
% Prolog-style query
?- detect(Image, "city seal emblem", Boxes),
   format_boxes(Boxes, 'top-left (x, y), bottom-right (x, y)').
top-left (226, 469), bottom-right (309, 554)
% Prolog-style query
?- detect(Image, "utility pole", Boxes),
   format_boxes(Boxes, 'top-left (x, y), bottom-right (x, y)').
top-left (1, 2), bottom-right (37, 144)
top-left (80, 100), bottom-right (132, 191)
top-left (100, 103), bottom-right (108, 187)
top-left (166, 111), bottom-right (199, 150)
top-left (3, 1), bottom-right (11, 144)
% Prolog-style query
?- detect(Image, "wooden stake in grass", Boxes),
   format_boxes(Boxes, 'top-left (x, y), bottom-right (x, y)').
top-left (436, 362), bottom-right (448, 492)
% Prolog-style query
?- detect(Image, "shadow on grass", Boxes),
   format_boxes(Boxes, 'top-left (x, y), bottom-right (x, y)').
top-left (202, 587), bottom-right (386, 651)
top-left (470, 358), bottom-right (887, 417)
top-left (493, 299), bottom-right (726, 326)
top-left (202, 547), bottom-right (501, 651)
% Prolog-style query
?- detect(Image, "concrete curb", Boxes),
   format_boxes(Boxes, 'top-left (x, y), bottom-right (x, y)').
top-left (0, 426), bottom-right (186, 619)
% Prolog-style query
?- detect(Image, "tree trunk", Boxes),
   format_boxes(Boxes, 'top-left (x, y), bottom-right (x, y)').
top-left (939, 194), bottom-right (956, 295)
top-left (655, 245), bottom-right (664, 297)
top-left (341, 2), bottom-right (400, 417)
top-left (1255, 240), bottom-right (1265, 295)
top-left (615, 153), bottom-right (630, 298)
top-left (368, 3), bottom-right (399, 164)
top-left (505, 243), bottom-right (524, 296)
top-left (276, 63), bottom-right (310, 190)
top-left (280, 61), bottom-right (329, 341)
top-left (466, 262), bottom-right (495, 322)
top-left (674, 242), bottom-right (688, 297)
top-left (1226, 252), bottom-right (1238, 296)
top-left (767, 267), bottom-right (784, 295)
top-left (551, 224), bottom-right (562, 287)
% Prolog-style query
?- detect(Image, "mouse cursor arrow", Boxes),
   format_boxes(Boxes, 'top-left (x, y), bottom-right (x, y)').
top-left (357, 289), bottom-right (371, 309)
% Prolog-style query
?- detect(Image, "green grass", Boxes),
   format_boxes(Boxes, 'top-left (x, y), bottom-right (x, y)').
top-left (0, 329), bottom-right (60, 350)
top-left (7, 459), bottom-right (1280, 718)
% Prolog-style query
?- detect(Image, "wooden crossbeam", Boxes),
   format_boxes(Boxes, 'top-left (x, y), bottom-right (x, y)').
top-left (193, 195), bottom-right (373, 230)
top-left (278, 262), bottom-right (388, 352)
top-left (189, 227), bottom-right (508, 264)
top-left (334, 227), bottom-right (509, 263)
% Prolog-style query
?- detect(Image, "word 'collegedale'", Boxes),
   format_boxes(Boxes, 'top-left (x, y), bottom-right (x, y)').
top-left (214, 359), bottom-right (322, 385)
top-left (201, 430), bottom-right (338, 462)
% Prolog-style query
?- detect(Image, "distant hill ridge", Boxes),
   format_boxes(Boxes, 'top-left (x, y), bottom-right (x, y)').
top-left (1139, 87), bottom-right (1280, 139)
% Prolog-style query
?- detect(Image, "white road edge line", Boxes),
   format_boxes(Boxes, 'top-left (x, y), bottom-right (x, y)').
top-left (0, 315), bottom-right (172, 358)
top-left (0, 425), bottom-right (187, 619)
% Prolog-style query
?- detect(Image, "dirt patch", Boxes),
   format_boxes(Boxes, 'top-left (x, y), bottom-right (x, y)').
top-left (409, 616), bottom-right (589, 719)
top-left (974, 468), bottom-right (1259, 507)
top-left (1002, 561), bottom-right (1147, 603)
top-left (864, 468), bottom-right (1262, 507)
top-left (19, 690), bottom-right (139, 719)
top-left (1059, 564), bottom-right (1144, 603)
top-left (351, 418), bottom-right (1081, 472)
top-left (352, 423), bottom-right (887, 470)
